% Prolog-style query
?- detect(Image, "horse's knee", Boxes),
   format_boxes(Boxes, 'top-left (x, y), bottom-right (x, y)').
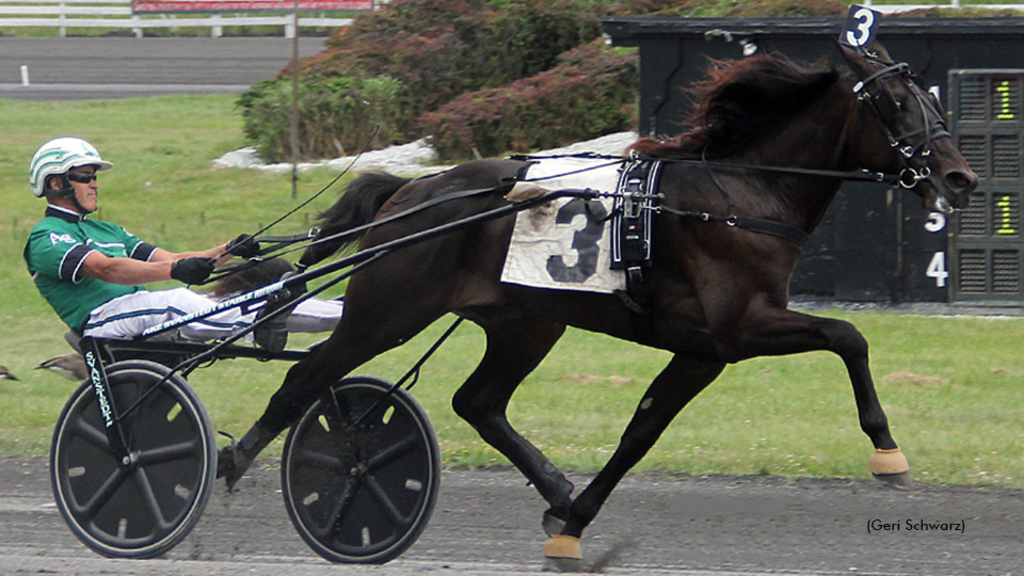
top-left (823, 319), bottom-right (869, 358)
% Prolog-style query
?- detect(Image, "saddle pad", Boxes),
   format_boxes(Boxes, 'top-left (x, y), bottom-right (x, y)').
top-left (500, 157), bottom-right (626, 294)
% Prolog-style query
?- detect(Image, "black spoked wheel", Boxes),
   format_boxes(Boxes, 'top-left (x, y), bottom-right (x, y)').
top-left (282, 375), bottom-right (441, 564)
top-left (50, 360), bottom-right (216, 559)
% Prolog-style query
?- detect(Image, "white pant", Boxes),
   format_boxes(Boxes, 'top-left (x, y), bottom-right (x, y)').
top-left (82, 288), bottom-right (343, 341)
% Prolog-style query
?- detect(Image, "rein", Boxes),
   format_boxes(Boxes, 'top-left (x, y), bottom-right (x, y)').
top-left (653, 155), bottom-right (901, 186)
top-left (658, 204), bottom-right (810, 246)
top-left (206, 179), bottom-right (514, 283)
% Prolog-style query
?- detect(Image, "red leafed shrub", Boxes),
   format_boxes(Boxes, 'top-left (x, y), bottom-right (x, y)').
top-left (420, 42), bottom-right (637, 161)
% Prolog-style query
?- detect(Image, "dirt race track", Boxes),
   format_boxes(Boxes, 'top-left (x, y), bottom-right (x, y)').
top-left (0, 37), bottom-right (327, 100)
top-left (1, 456), bottom-right (1021, 575)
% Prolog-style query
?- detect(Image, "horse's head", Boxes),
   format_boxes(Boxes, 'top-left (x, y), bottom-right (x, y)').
top-left (840, 42), bottom-right (978, 213)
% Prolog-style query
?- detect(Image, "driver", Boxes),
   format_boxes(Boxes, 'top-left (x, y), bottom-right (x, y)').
top-left (23, 137), bottom-right (343, 352)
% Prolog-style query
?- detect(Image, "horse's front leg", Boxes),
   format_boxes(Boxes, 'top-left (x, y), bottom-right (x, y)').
top-left (720, 305), bottom-right (912, 488)
top-left (544, 354), bottom-right (725, 570)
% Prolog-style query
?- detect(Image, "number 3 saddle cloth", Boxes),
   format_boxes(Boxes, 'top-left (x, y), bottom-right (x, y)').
top-left (500, 155), bottom-right (661, 294)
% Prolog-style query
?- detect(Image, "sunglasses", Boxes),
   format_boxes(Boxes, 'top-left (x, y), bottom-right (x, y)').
top-left (67, 172), bottom-right (98, 184)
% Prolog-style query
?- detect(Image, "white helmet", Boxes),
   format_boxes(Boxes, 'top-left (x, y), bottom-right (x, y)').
top-left (29, 137), bottom-right (113, 198)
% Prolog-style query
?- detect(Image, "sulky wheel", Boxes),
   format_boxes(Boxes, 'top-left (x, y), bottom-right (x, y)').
top-left (281, 375), bottom-right (441, 564)
top-left (50, 360), bottom-right (217, 559)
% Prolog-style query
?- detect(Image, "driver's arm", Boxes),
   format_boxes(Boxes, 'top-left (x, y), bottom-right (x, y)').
top-left (80, 251), bottom-right (174, 285)
top-left (81, 243), bottom-right (232, 286)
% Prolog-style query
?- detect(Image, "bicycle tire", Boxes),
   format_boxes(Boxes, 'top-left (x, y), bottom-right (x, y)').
top-left (281, 375), bottom-right (441, 563)
top-left (50, 360), bottom-right (217, 559)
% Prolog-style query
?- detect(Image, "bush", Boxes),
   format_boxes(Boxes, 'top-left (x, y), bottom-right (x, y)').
top-left (420, 42), bottom-right (637, 161)
top-left (238, 74), bottom-right (402, 163)
top-left (297, 0), bottom-right (609, 137)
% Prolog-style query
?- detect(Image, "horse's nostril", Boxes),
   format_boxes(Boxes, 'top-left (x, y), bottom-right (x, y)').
top-left (947, 170), bottom-right (978, 193)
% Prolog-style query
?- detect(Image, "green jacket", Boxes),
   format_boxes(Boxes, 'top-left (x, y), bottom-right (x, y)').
top-left (24, 206), bottom-right (157, 330)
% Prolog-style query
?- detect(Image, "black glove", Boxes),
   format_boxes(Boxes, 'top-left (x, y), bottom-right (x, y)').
top-left (171, 257), bottom-right (216, 285)
top-left (226, 234), bottom-right (260, 259)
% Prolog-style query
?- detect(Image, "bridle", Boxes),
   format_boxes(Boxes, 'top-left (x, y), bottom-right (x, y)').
top-left (851, 54), bottom-right (951, 189)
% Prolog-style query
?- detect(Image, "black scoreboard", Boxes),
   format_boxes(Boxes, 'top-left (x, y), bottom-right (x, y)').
top-left (950, 70), bottom-right (1024, 303)
top-left (603, 16), bottom-right (1024, 304)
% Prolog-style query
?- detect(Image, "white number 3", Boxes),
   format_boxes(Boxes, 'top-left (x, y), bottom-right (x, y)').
top-left (845, 8), bottom-right (876, 47)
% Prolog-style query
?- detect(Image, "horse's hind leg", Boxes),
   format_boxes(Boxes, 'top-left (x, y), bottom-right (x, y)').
top-left (218, 282), bottom-right (449, 490)
top-left (451, 315), bottom-right (574, 530)
top-left (541, 354), bottom-right (724, 567)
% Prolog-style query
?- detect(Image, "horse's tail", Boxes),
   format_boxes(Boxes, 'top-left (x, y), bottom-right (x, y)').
top-left (298, 172), bottom-right (411, 268)
top-left (208, 257), bottom-right (295, 298)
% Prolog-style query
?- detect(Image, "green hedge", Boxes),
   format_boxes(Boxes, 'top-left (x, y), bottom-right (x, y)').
top-left (239, 74), bottom-right (402, 162)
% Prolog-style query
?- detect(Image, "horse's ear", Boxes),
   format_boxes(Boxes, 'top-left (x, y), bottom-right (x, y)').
top-left (837, 41), bottom-right (869, 77)
top-left (866, 41), bottom-right (893, 63)
top-left (836, 40), bottom-right (892, 78)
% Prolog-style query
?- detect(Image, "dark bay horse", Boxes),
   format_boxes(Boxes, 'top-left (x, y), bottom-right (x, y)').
top-left (219, 42), bottom-right (977, 567)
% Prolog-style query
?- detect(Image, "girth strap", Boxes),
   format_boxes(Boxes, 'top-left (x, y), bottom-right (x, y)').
top-left (609, 159), bottom-right (662, 344)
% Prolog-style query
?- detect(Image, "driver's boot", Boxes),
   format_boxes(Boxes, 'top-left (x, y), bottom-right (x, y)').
top-left (216, 422), bottom-right (277, 492)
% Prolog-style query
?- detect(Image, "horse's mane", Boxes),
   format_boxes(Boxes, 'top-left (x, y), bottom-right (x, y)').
top-left (630, 53), bottom-right (842, 159)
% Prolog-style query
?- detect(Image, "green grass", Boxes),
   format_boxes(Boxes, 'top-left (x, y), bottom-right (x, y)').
top-left (3, 95), bottom-right (1024, 491)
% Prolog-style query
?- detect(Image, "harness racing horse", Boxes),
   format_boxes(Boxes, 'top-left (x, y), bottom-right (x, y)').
top-left (218, 42), bottom-right (977, 567)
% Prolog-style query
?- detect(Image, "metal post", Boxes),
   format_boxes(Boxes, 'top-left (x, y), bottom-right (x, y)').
top-left (290, 0), bottom-right (300, 199)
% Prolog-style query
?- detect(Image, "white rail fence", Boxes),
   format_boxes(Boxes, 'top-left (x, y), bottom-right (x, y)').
top-left (0, 0), bottom-right (379, 37)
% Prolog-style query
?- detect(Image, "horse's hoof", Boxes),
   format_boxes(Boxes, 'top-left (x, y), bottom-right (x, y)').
top-left (544, 535), bottom-right (583, 572)
top-left (545, 556), bottom-right (586, 573)
top-left (542, 509), bottom-right (567, 537)
top-left (872, 471), bottom-right (915, 489)
top-left (867, 448), bottom-right (913, 489)
top-left (216, 444), bottom-right (251, 492)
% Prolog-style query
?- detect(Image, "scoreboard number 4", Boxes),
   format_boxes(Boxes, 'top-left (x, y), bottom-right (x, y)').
top-left (926, 252), bottom-right (948, 288)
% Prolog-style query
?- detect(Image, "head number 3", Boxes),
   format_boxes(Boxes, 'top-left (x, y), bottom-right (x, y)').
top-left (842, 5), bottom-right (881, 48)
